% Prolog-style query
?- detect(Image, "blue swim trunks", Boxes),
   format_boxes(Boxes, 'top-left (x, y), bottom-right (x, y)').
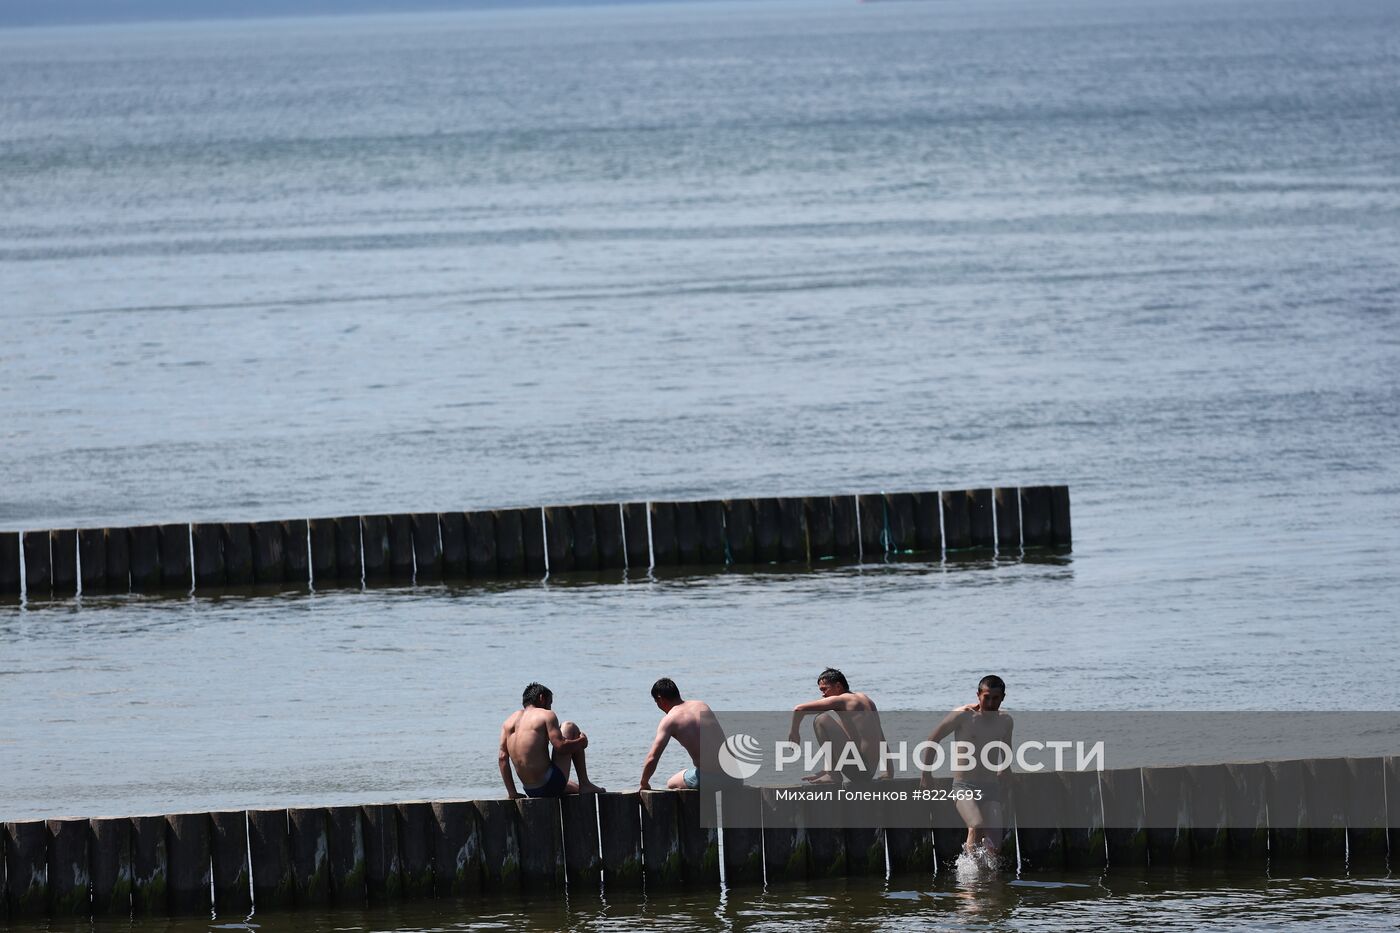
top-left (523, 765), bottom-right (569, 798)
top-left (683, 767), bottom-right (741, 790)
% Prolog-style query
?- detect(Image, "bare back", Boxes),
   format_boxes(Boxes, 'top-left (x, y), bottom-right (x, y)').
top-left (660, 699), bottom-right (724, 772)
top-left (502, 707), bottom-right (556, 785)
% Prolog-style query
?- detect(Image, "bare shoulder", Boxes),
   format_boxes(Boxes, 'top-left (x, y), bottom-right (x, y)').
top-left (502, 709), bottom-right (522, 731)
top-left (855, 692), bottom-right (877, 711)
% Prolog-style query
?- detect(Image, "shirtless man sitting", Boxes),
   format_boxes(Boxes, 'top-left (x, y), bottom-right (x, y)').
top-left (639, 678), bottom-right (736, 790)
top-left (920, 674), bottom-right (1013, 859)
top-left (498, 682), bottom-right (605, 799)
top-left (788, 667), bottom-right (891, 785)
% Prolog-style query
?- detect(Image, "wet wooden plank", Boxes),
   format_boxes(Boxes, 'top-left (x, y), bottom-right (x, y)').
top-left (466, 511), bottom-right (499, 577)
top-left (0, 530), bottom-right (19, 594)
top-left (360, 515), bottom-right (390, 581)
top-left (280, 519), bottom-right (310, 583)
top-left (288, 808), bottom-right (330, 907)
top-left (46, 818), bottom-right (90, 917)
top-left (753, 498), bottom-right (782, 563)
top-left (912, 491), bottom-right (942, 554)
top-left (994, 487), bottom-right (1021, 551)
top-left (777, 497), bottom-right (807, 562)
top-left (89, 817), bottom-right (133, 916)
top-left (516, 798), bottom-right (564, 890)
top-left (640, 791), bottom-right (683, 889)
top-left (675, 789), bottom-right (719, 885)
top-left (223, 523), bottom-right (254, 585)
top-left (1344, 757), bottom-right (1388, 866)
top-left (722, 499), bottom-right (756, 564)
top-left (210, 810), bottom-right (251, 916)
top-left (622, 502), bottom-right (650, 569)
top-left (595, 503), bottom-right (626, 569)
top-left (719, 787), bottom-right (764, 886)
top-left (396, 802), bottom-right (435, 899)
top-left (250, 520), bottom-right (285, 584)
top-left (522, 507), bottom-right (546, 574)
top-left (1019, 486), bottom-right (1054, 547)
top-left (307, 518), bottom-right (337, 584)
top-left (327, 805), bottom-right (366, 905)
top-left (439, 511), bottom-right (468, 579)
top-left (544, 506), bottom-right (575, 573)
top-left (1222, 762), bottom-right (1269, 863)
top-left (674, 500), bottom-right (701, 564)
top-left (361, 804), bottom-right (402, 903)
top-left (4, 820), bottom-right (48, 918)
top-left (966, 488), bottom-right (995, 548)
top-left (1100, 767), bottom-right (1147, 867)
top-left (247, 809), bottom-right (294, 910)
top-left (387, 514), bottom-right (414, 580)
top-left (831, 495), bottom-right (859, 559)
top-left (856, 493), bottom-right (885, 558)
top-left (648, 501), bottom-right (677, 566)
top-left (130, 815), bottom-right (168, 914)
top-left (128, 526), bottom-right (160, 592)
top-left (560, 794), bottom-right (602, 887)
top-left (166, 812), bottom-right (211, 914)
top-left (1266, 759), bottom-right (1308, 865)
top-left (884, 491), bottom-right (917, 554)
top-left (21, 530), bottom-right (52, 596)
top-left (494, 508), bottom-right (526, 576)
top-left (569, 504), bottom-right (600, 571)
top-left (1141, 766), bottom-right (1192, 866)
top-left (473, 800), bottom-right (520, 891)
top-left (50, 528), bottom-right (77, 594)
top-left (410, 513), bottom-right (442, 582)
top-left (1049, 485), bottom-right (1072, 548)
top-left (1059, 770), bottom-right (1106, 870)
top-left (939, 491), bottom-right (970, 550)
top-left (597, 792), bottom-right (643, 889)
top-left (334, 516), bottom-right (362, 583)
top-left (192, 522), bottom-right (226, 588)
top-left (78, 527), bottom-right (107, 592)
top-left (105, 527), bottom-right (130, 592)
top-left (697, 499), bottom-right (727, 565)
top-left (803, 497), bottom-right (834, 561)
top-left (1303, 758), bottom-right (1348, 866)
top-left (431, 801), bottom-right (483, 897)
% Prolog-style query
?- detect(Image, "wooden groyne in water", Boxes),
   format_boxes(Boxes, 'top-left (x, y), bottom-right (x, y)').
top-left (0, 485), bottom-right (1071, 600)
top-left (1, 757), bottom-right (1394, 921)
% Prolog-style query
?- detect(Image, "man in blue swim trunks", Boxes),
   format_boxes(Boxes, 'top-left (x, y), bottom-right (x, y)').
top-left (499, 682), bottom-right (605, 799)
top-left (639, 678), bottom-right (738, 791)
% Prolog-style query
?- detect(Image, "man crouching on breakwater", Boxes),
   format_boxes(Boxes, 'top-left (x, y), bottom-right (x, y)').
top-left (639, 677), bottom-right (737, 790)
top-left (789, 667), bottom-right (890, 784)
top-left (920, 674), bottom-right (1012, 860)
top-left (499, 682), bottom-right (606, 799)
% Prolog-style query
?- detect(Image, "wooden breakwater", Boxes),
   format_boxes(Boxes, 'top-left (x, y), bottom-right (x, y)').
top-left (2, 756), bottom-right (1394, 922)
top-left (0, 485), bottom-right (1071, 600)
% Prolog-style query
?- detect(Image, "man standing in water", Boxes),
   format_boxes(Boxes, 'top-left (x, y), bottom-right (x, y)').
top-left (639, 677), bottom-right (742, 789)
top-left (920, 674), bottom-right (1013, 860)
top-left (498, 682), bottom-right (605, 798)
top-left (788, 667), bottom-right (891, 784)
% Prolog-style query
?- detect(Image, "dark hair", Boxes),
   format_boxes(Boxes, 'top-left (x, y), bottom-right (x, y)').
top-left (818, 668), bottom-right (849, 691)
top-left (978, 675), bottom-right (1006, 693)
top-left (651, 677), bottom-right (681, 702)
top-left (522, 682), bottom-right (552, 707)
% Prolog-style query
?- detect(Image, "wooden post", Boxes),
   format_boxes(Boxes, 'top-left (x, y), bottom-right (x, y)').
top-left (192, 522), bottom-right (226, 588)
top-left (288, 808), bottom-right (330, 907)
top-left (622, 503), bottom-right (650, 569)
top-left (327, 806), bottom-right (366, 906)
top-left (722, 499), bottom-right (756, 565)
top-left (640, 791), bottom-right (684, 889)
top-left (78, 527), bottom-right (107, 592)
top-left (830, 495), bottom-right (859, 559)
top-left (886, 825), bottom-right (933, 876)
top-left (516, 798), bottom-right (564, 889)
top-left (50, 528), bottom-right (77, 595)
top-left (335, 516), bottom-right (362, 583)
top-left (250, 521), bottom-right (285, 584)
top-left (1186, 764), bottom-right (1231, 865)
top-left (845, 826), bottom-right (884, 877)
top-left (1386, 756), bottom-right (1400, 866)
top-left (939, 491), bottom-right (970, 551)
top-left (89, 817), bottom-right (133, 916)
top-left (1344, 757), bottom-right (1388, 866)
top-left (439, 512), bottom-right (468, 579)
top-left (697, 500), bottom-right (727, 565)
top-left (912, 491), bottom-right (941, 555)
top-left (884, 492), bottom-right (917, 554)
top-left (1019, 486), bottom-right (1053, 548)
top-left (1266, 759), bottom-right (1308, 865)
top-left (966, 489), bottom-right (994, 548)
top-left (410, 513), bottom-right (442, 582)
top-left (128, 526), bottom-right (160, 592)
top-left (46, 818), bottom-right (90, 917)
top-left (0, 530), bottom-right (19, 594)
top-left (801, 804), bottom-right (846, 878)
top-left (1222, 762), bottom-right (1269, 862)
top-left (1058, 770), bottom-right (1106, 869)
top-left (223, 523), bottom-right (254, 585)
top-left (158, 523), bottom-right (191, 590)
top-left (466, 511), bottom-right (499, 577)
top-left (856, 494), bottom-right (885, 559)
top-left (1303, 758), bottom-right (1348, 865)
top-left (4, 821), bottom-right (48, 918)
top-left (308, 518), bottom-right (337, 584)
top-left (431, 801), bottom-right (483, 897)
top-left (473, 800), bottom-right (521, 891)
top-left (387, 515), bottom-right (414, 580)
top-left (777, 497), bottom-right (806, 563)
top-left (544, 506), bottom-right (575, 573)
top-left (753, 498), bottom-right (781, 563)
top-left (994, 487), bottom-right (1021, 551)
top-left (570, 504), bottom-right (600, 571)
top-left (281, 519), bottom-right (309, 583)
top-left (396, 802), bottom-right (435, 899)
top-left (361, 804), bottom-right (402, 903)
top-left (719, 787), bottom-right (763, 886)
top-left (247, 809), bottom-right (294, 910)
top-left (1012, 770), bottom-right (1066, 870)
top-left (522, 507), bottom-right (546, 574)
top-left (360, 515), bottom-right (390, 581)
top-left (210, 810), bottom-right (251, 916)
top-left (560, 794), bottom-right (602, 887)
top-left (1141, 766), bottom-right (1192, 865)
top-left (803, 497), bottom-right (834, 561)
top-left (1100, 767), bottom-right (1147, 867)
top-left (760, 788), bottom-right (807, 884)
top-left (104, 527), bottom-right (130, 592)
top-left (166, 812), bottom-right (211, 914)
top-left (130, 815), bottom-right (168, 914)
top-left (675, 789), bottom-right (719, 885)
top-left (648, 501), bottom-right (677, 566)
top-left (597, 793), bottom-right (643, 889)
top-left (1049, 485), bottom-right (1072, 548)
top-left (673, 500), bottom-right (701, 564)
top-left (21, 530), bottom-right (52, 596)
top-left (494, 509), bottom-right (526, 576)
top-left (595, 503), bottom-right (626, 570)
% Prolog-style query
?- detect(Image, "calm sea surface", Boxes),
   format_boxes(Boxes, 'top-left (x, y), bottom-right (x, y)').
top-left (2, 0), bottom-right (1399, 926)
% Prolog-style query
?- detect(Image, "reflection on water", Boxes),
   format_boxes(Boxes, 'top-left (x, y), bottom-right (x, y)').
top-left (1, 869), bottom-right (1393, 932)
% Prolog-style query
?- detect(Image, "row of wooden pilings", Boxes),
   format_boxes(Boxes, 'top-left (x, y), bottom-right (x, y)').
top-left (0, 486), bottom-right (1071, 599)
top-left (2, 756), bottom-right (1394, 922)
